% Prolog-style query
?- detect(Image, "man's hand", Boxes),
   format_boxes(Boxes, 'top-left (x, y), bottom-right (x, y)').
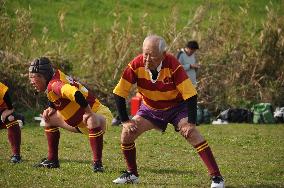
top-left (42, 107), bottom-right (56, 123)
top-left (1, 108), bottom-right (14, 123)
top-left (190, 64), bottom-right (201, 69)
top-left (178, 118), bottom-right (197, 138)
top-left (181, 122), bottom-right (196, 138)
top-left (122, 119), bottom-right (138, 134)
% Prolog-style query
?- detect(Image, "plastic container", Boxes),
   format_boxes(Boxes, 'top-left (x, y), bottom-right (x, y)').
top-left (130, 94), bottom-right (142, 116)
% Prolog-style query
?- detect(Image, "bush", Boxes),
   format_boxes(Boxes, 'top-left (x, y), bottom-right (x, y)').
top-left (1, 1), bottom-right (283, 117)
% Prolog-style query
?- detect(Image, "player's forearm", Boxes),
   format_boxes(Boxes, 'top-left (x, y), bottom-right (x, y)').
top-left (74, 90), bottom-right (93, 117)
top-left (186, 95), bottom-right (197, 124)
top-left (84, 102), bottom-right (92, 112)
top-left (75, 91), bottom-right (88, 108)
top-left (190, 64), bottom-right (200, 69)
top-left (3, 91), bottom-right (13, 110)
top-left (114, 93), bottom-right (129, 122)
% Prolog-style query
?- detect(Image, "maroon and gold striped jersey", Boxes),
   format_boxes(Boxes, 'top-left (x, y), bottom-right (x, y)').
top-left (113, 53), bottom-right (197, 110)
top-left (0, 82), bottom-right (9, 109)
top-left (47, 70), bottom-right (101, 127)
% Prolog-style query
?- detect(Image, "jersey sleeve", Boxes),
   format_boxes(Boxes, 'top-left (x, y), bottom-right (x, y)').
top-left (113, 64), bottom-right (137, 98)
top-left (0, 82), bottom-right (8, 100)
top-left (0, 82), bottom-right (10, 108)
top-left (172, 63), bottom-right (197, 100)
top-left (51, 81), bottom-right (79, 102)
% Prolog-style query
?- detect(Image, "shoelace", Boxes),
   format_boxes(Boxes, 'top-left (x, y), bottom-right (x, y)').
top-left (119, 171), bottom-right (133, 178)
top-left (94, 162), bottom-right (103, 168)
top-left (211, 176), bottom-right (224, 183)
top-left (11, 154), bottom-right (21, 158)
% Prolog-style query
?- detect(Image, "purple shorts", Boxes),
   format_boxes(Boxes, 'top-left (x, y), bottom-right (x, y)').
top-left (136, 102), bottom-right (188, 132)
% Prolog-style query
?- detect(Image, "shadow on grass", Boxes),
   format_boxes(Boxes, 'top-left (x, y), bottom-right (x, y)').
top-left (141, 166), bottom-right (194, 175)
top-left (60, 158), bottom-right (90, 164)
top-left (245, 185), bottom-right (283, 188)
top-left (0, 158), bottom-right (35, 163)
top-left (0, 158), bottom-right (90, 168)
top-left (226, 185), bottom-right (283, 188)
top-left (138, 182), bottom-right (197, 187)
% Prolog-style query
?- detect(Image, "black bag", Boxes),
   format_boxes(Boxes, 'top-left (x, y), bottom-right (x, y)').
top-left (217, 108), bottom-right (253, 123)
top-left (176, 50), bottom-right (184, 60)
top-left (197, 106), bottom-right (211, 124)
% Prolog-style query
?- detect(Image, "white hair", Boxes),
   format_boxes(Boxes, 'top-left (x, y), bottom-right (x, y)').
top-left (143, 35), bottom-right (167, 54)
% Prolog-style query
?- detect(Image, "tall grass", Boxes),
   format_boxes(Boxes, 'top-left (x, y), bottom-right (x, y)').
top-left (0, 0), bottom-right (283, 115)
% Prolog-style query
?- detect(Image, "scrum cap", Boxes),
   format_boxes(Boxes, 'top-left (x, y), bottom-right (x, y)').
top-left (29, 57), bottom-right (54, 81)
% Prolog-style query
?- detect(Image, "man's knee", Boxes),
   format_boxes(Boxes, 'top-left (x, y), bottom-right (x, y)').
top-left (120, 126), bottom-right (140, 144)
top-left (120, 116), bottom-right (154, 143)
top-left (44, 113), bottom-right (62, 127)
top-left (120, 128), bottom-right (131, 143)
top-left (87, 115), bottom-right (106, 130)
top-left (179, 124), bottom-right (197, 139)
top-left (179, 123), bottom-right (204, 145)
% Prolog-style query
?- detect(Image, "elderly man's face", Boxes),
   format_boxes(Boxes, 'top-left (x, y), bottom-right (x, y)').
top-left (143, 40), bottom-right (164, 70)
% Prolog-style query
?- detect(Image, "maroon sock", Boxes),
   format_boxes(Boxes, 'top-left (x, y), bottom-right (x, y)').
top-left (7, 121), bottom-right (21, 155)
top-left (89, 127), bottom-right (104, 163)
top-left (195, 141), bottom-right (221, 176)
top-left (121, 143), bottom-right (138, 176)
top-left (45, 127), bottom-right (60, 161)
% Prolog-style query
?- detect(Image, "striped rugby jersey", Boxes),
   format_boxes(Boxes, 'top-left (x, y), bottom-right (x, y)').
top-left (113, 53), bottom-right (197, 110)
top-left (47, 70), bottom-right (101, 127)
top-left (0, 82), bottom-right (9, 109)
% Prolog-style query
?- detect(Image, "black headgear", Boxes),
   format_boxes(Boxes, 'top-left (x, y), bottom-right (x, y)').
top-left (29, 57), bottom-right (54, 82)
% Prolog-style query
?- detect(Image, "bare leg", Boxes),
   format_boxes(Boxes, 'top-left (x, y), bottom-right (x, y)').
top-left (120, 115), bottom-right (157, 176)
top-left (178, 118), bottom-right (221, 177)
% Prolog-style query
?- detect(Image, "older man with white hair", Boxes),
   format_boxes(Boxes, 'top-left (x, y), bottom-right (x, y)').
top-left (112, 35), bottom-right (224, 188)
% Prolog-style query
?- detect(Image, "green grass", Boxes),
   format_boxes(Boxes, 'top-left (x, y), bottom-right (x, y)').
top-left (1, 1), bottom-right (284, 186)
top-left (1, 124), bottom-right (283, 187)
top-left (5, 0), bottom-right (199, 39)
top-left (5, 0), bottom-right (283, 40)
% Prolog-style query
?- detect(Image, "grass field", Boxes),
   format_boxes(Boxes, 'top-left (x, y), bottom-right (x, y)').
top-left (5, 0), bottom-right (283, 40)
top-left (1, 1), bottom-right (284, 187)
top-left (0, 123), bottom-right (283, 187)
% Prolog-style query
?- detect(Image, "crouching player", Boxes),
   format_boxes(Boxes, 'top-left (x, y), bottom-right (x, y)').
top-left (28, 57), bottom-right (113, 172)
top-left (0, 82), bottom-right (22, 163)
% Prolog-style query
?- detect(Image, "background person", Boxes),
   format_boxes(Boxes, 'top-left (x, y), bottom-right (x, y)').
top-left (28, 57), bottom-right (113, 172)
top-left (112, 35), bottom-right (224, 188)
top-left (177, 40), bottom-right (200, 87)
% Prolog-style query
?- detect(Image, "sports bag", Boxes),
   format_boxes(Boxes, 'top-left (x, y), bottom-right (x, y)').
top-left (251, 103), bottom-right (275, 124)
top-left (197, 106), bottom-right (211, 124)
top-left (216, 108), bottom-right (253, 123)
